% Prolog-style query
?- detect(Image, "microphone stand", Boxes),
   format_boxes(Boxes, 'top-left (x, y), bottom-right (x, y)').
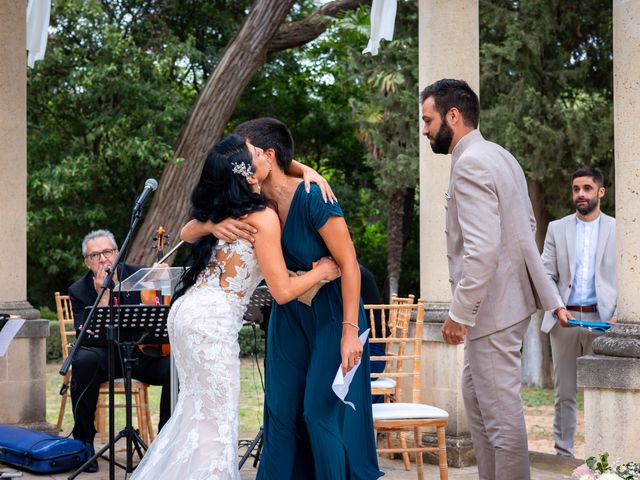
top-left (62, 201), bottom-right (149, 480)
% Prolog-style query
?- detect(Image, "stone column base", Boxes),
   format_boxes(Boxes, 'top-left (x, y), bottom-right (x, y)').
top-left (0, 301), bottom-right (56, 432)
top-left (578, 323), bottom-right (640, 463)
top-left (422, 431), bottom-right (476, 467)
top-left (420, 302), bottom-right (476, 466)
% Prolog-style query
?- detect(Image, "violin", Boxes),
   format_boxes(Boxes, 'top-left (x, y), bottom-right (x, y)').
top-left (139, 226), bottom-right (171, 356)
top-left (141, 226), bottom-right (172, 305)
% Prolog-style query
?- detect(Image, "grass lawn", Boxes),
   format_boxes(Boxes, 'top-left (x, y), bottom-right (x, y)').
top-left (522, 385), bottom-right (584, 409)
top-left (47, 358), bottom-right (579, 456)
top-left (46, 357), bottom-right (266, 439)
top-left (522, 385), bottom-right (585, 458)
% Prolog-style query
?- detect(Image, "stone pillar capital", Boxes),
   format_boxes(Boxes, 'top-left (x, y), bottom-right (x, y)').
top-left (592, 323), bottom-right (640, 359)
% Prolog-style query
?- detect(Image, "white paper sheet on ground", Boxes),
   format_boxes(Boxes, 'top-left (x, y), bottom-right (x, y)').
top-left (0, 319), bottom-right (26, 357)
top-left (362, 0), bottom-right (397, 56)
top-left (332, 328), bottom-right (370, 410)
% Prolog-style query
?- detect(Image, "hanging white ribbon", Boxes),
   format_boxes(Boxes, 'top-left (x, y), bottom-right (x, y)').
top-left (362, 0), bottom-right (397, 56)
top-left (26, 0), bottom-right (52, 67)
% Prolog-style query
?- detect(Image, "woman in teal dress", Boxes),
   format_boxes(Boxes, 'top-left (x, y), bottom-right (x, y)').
top-left (257, 182), bottom-right (383, 480)
top-left (235, 118), bottom-right (382, 480)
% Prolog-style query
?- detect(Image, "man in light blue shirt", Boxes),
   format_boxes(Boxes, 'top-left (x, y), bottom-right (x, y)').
top-left (541, 166), bottom-right (617, 457)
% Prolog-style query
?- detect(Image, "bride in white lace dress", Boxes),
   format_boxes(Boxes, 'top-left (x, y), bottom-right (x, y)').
top-left (131, 134), bottom-right (339, 480)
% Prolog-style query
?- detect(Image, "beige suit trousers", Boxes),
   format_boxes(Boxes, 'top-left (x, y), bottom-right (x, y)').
top-left (462, 318), bottom-right (530, 480)
top-left (549, 311), bottom-right (601, 456)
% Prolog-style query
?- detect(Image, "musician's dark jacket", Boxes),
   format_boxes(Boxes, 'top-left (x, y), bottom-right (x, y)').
top-left (67, 262), bottom-right (171, 445)
top-left (68, 263), bottom-right (143, 333)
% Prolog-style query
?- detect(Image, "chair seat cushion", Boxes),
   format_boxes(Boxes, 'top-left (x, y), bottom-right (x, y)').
top-left (370, 376), bottom-right (396, 389)
top-left (372, 402), bottom-right (449, 420)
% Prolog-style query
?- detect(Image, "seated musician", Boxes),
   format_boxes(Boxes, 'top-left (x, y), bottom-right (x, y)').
top-left (68, 229), bottom-right (171, 472)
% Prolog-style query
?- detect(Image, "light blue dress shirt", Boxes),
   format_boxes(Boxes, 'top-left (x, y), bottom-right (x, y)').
top-left (567, 215), bottom-right (600, 306)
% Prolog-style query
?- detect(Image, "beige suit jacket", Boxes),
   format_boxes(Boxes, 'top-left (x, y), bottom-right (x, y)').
top-left (540, 212), bottom-right (617, 333)
top-left (446, 130), bottom-right (562, 340)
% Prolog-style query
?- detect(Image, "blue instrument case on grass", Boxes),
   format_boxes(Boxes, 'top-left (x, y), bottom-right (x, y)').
top-left (0, 424), bottom-right (90, 474)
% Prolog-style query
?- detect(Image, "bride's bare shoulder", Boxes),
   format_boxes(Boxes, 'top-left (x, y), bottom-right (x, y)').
top-left (245, 207), bottom-right (278, 230)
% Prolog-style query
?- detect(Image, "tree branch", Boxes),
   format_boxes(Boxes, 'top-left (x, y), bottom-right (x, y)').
top-left (267, 0), bottom-right (371, 54)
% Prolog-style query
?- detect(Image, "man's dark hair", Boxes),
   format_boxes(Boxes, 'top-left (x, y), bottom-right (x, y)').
top-left (420, 79), bottom-right (480, 128)
top-left (572, 166), bottom-right (604, 187)
top-left (234, 117), bottom-right (294, 171)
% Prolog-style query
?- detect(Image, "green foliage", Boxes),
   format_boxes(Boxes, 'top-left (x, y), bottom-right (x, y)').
top-left (39, 306), bottom-right (58, 320)
top-left (586, 451), bottom-right (610, 473)
top-left (42, 307), bottom-right (62, 361)
top-left (47, 320), bottom-right (63, 362)
top-left (579, 452), bottom-right (640, 478)
top-left (305, 2), bottom-right (420, 296)
top-left (28, 0), bottom-right (282, 307)
top-left (239, 325), bottom-right (265, 358)
top-left (27, 0), bottom-right (615, 308)
top-left (310, 3), bottom-right (419, 196)
top-left (27, 0), bottom-right (199, 307)
top-left (480, 0), bottom-right (614, 220)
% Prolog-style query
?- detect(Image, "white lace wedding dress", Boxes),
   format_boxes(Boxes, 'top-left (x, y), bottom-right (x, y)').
top-left (131, 239), bottom-right (263, 480)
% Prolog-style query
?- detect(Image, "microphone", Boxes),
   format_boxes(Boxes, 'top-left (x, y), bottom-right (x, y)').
top-left (133, 178), bottom-right (158, 210)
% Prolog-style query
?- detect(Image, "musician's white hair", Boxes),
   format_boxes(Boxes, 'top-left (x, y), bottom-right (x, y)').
top-left (82, 229), bottom-right (118, 257)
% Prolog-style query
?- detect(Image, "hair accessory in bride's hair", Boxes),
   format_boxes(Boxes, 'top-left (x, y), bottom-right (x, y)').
top-left (231, 162), bottom-right (253, 178)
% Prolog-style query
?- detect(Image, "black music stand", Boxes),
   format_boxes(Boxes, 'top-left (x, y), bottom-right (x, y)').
top-left (68, 305), bottom-right (170, 479)
top-left (238, 285), bottom-right (272, 470)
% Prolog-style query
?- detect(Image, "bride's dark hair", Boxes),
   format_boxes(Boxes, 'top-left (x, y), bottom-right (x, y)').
top-left (173, 133), bottom-right (267, 299)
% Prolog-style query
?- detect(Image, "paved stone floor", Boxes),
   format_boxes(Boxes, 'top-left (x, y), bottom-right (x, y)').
top-left (1, 446), bottom-right (582, 479)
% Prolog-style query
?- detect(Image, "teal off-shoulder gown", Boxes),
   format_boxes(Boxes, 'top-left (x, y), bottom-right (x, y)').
top-left (256, 182), bottom-right (383, 480)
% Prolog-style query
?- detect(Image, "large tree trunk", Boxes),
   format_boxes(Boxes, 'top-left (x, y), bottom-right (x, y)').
top-left (522, 179), bottom-right (553, 387)
top-left (128, 0), bottom-right (296, 263)
top-left (129, 0), bottom-right (369, 264)
top-left (387, 189), bottom-right (405, 299)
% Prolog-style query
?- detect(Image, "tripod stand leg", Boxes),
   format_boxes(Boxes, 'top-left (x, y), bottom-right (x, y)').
top-left (129, 427), bottom-right (148, 463)
top-left (253, 432), bottom-right (264, 468)
top-left (238, 427), bottom-right (263, 470)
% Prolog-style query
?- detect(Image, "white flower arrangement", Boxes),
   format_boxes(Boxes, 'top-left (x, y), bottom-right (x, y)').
top-left (572, 452), bottom-right (640, 480)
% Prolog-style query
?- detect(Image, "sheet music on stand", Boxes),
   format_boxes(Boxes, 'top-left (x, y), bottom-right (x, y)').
top-left (243, 285), bottom-right (273, 324)
top-left (82, 305), bottom-right (170, 347)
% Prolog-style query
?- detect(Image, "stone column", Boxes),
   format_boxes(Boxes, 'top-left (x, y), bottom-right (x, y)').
top-left (577, 0), bottom-right (640, 463)
top-left (418, 0), bottom-right (479, 467)
top-left (0, 0), bottom-right (50, 429)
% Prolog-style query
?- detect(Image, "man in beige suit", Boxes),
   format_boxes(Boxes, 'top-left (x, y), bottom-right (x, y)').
top-left (420, 79), bottom-right (570, 480)
top-left (541, 166), bottom-right (617, 457)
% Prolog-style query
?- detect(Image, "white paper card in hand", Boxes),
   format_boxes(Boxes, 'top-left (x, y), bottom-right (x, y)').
top-left (0, 319), bottom-right (25, 357)
top-left (332, 329), bottom-right (370, 410)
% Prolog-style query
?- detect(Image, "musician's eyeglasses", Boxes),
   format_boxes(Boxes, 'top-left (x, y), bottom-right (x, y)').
top-left (85, 248), bottom-right (116, 261)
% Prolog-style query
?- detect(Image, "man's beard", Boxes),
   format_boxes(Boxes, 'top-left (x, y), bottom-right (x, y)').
top-left (575, 196), bottom-right (599, 215)
top-left (430, 119), bottom-right (454, 154)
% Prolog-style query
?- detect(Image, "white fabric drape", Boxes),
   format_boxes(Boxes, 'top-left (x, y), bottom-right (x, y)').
top-left (363, 0), bottom-right (397, 56)
top-left (26, 0), bottom-right (52, 67)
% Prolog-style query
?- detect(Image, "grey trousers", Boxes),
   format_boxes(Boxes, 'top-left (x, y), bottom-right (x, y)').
top-left (549, 312), bottom-right (601, 457)
top-left (462, 318), bottom-right (531, 480)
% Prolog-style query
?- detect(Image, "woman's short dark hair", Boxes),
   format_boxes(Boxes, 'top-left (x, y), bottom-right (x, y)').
top-left (420, 79), bottom-right (480, 129)
top-left (234, 117), bottom-right (294, 171)
top-left (173, 134), bottom-right (267, 299)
